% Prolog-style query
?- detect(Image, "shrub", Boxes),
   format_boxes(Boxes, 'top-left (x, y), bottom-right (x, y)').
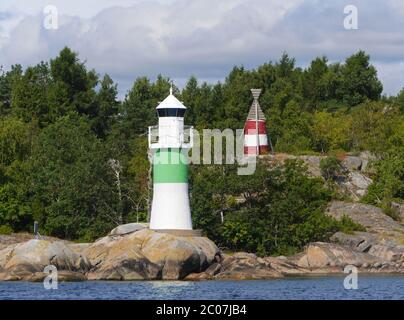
top-left (320, 156), bottom-right (343, 181)
top-left (338, 215), bottom-right (366, 234)
top-left (0, 225), bottom-right (14, 235)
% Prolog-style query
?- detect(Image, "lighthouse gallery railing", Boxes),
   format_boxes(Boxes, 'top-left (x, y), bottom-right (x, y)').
top-left (148, 125), bottom-right (194, 149)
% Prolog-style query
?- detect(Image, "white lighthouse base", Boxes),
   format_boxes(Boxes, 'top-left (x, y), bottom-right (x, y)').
top-left (150, 183), bottom-right (193, 230)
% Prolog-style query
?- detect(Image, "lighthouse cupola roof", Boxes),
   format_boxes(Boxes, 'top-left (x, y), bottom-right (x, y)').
top-left (156, 87), bottom-right (186, 110)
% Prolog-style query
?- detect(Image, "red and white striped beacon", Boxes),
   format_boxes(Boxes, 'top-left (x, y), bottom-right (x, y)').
top-left (244, 89), bottom-right (269, 155)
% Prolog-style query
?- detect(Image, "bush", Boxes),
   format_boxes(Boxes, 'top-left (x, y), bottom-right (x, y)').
top-left (338, 215), bottom-right (366, 234)
top-left (320, 156), bottom-right (343, 181)
top-left (192, 160), bottom-right (335, 256)
top-left (0, 225), bottom-right (14, 235)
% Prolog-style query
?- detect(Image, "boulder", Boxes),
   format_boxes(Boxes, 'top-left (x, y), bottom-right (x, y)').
top-left (66, 242), bottom-right (92, 255)
top-left (29, 270), bottom-right (87, 282)
top-left (294, 242), bottom-right (380, 269)
top-left (358, 151), bottom-right (376, 172)
top-left (391, 202), bottom-right (404, 222)
top-left (367, 245), bottom-right (404, 263)
top-left (343, 156), bottom-right (362, 171)
top-left (0, 233), bottom-right (59, 250)
top-left (338, 172), bottom-right (373, 200)
top-left (85, 228), bottom-right (220, 280)
top-left (215, 252), bottom-right (283, 280)
top-left (0, 239), bottom-right (90, 281)
top-left (326, 201), bottom-right (404, 237)
top-left (184, 272), bottom-right (214, 281)
top-left (298, 155), bottom-right (324, 177)
top-left (263, 256), bottom-right (309, 275)
top-left (331, 231), bottom-right (378, 252)
top-left (348, 172), bottom-right (372, 191)
top-left (109, 223), bottom-right (148, 236)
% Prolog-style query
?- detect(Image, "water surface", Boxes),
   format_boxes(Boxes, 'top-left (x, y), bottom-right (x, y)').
top-left (0, 275), bottom-right (403, 300)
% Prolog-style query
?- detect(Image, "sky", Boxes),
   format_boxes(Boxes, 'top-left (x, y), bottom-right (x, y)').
top-left (1, 0), bottom-right (404, 98)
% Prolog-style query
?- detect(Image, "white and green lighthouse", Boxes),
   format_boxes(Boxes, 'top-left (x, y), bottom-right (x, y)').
top-left (148, 87), bottom-right (193, 230)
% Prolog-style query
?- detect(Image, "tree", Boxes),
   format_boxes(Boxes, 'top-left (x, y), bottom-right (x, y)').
top-left (92, 74), bottom-right (120, 138)
top-left (302, 56), bottom-right (329, 110)
top-left (350, 101), bottom-right (400, 153)
top-left (363, 153), bottom-right (404, 205)
top-left (340, 51), bottom-right (383, 106)
top-left (30, 115), bottom-right (119, 240)
top-left (396, 88), bottom-right (404, 114)
top-left (0, 117), bottom-right (35, 230)
top-left (0, 65), bottom-right (23, 116)
top-left (190, 160), bottom-right (338, 256)
top-left (48, 47), bottom-right (99, 123)
top-left (11, 62), bottom-right (52, 127)
top-left (118, 75), bottom-right (171, 138)
top-left (311, 111), bottom-right (351, 153)
top-left (274, 100), bottom-right (312, 153)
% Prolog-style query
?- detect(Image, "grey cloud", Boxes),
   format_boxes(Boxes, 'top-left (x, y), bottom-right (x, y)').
top-left (0, 0), bottom-right (403, 96)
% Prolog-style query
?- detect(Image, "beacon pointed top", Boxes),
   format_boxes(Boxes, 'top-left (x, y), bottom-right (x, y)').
top-left (156, 87), bottom-right (187, 109)
top-left (251, 89), bottom-right (262, 101)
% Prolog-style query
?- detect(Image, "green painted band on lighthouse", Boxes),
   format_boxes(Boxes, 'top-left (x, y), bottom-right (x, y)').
top-left (153, 148), bottom-right (188, 183)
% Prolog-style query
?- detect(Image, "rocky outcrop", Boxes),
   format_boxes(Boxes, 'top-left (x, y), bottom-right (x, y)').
top-left (391, 202), bottom-right (404, 222)
top-left (339, 172), bottom-right (373, 200)
top-left (0, 239), bottom-right (90, 281)
top-left (214, 252), bottom-right (283, 280)
top-left (84, 228), bottom-right (220, 280)
top-left (109, 223), bottom-right (148, 236)
top-left (1, 200), bottom-right (403, 282)
top-left (0, 234), bottom-right (60, 250)
top-left (292, 242), bottom-right (379, 269)
top-left (327, 201), bottom-right (404, 266)
top-left (260, 153), bottom-right (374, 201)
top-left (0, 228), bottom-right (220, 282)
top-left (326, 201), bottom-right (404, 237)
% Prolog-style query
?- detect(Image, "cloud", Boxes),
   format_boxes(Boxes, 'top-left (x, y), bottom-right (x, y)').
top-left (0, 0), bottom-right (403, 96)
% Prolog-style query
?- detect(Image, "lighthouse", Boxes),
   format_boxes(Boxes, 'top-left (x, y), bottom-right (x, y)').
top-left (244, 89), bottom-right (270, 155)
top-left (148, 87), bottom-right (193, 231)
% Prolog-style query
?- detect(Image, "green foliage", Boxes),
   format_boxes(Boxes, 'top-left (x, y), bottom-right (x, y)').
top-left (350, 102), bottom-right (401, 154)
top-left (339, 51), bottom-right (383, 106)
top-left (396, 88), bottom-right (404, 113)
top-left (0, 117), bottom-right (34, 230)
top-left (118, 75), bottom-right (171, 137)
top-left (0, 225), bottom-right (13, 235)
top-left (363, 154), bottom-right (404, 205)
top-left (191, 160), bottom-right (335, 256)
top-left (320, 156), bottom-right (343, 181)
top-left (0, 47), bottom-right (402, 246)
top-left (311, 111), bottom-right (351, 153)
top-left (29, 115), bottom-right (118, 240)
top-left (337, 215), bottom-right (366, 234)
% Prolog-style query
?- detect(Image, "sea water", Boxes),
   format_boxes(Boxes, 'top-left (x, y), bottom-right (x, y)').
top-left (0, 275), bottom-right (403, 300)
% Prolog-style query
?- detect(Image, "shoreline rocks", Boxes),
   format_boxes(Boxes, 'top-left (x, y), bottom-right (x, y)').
top-left (84, 228), bottom-right (220, 281)
top-left (0, 239), bottom-right (90, 281)
top-left (1, 201), bottom-right (404, 282)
